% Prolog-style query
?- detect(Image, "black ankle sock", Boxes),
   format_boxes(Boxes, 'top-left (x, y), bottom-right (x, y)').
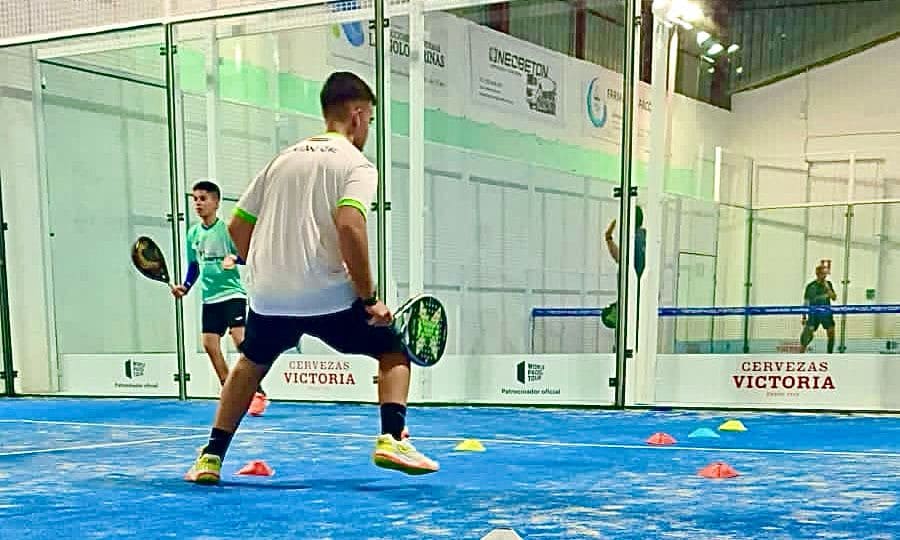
top-left (204, 427), bottom-right (234, 459)
top-left (380, 403), bottom-right (407, 440)
top-left (256, 384), bottom-right (266, 396)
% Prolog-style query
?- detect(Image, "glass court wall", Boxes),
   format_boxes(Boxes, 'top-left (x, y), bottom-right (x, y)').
top-left (0, 0), bottom-right (638, 405)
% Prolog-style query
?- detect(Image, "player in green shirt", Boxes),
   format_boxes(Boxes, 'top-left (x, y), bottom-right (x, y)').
top-left (800, 263), bottom-right (838, 354)
top-left (171, 180), bottom-right (268, 415)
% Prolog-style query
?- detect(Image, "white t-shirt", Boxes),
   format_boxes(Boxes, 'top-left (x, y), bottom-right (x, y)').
top-left (234, 133), bottom-right (377, 316)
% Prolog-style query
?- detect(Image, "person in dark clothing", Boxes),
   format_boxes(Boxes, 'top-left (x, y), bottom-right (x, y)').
top-left (800, 264), bottom-right (837, 353)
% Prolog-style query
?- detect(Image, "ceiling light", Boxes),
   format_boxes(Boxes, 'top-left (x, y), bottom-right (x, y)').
top-left (727, 43), bottom-right (740, 54)
top-left (696, 31), bottom-right (711, 46)
top-left (707, 43), bottom-right (724, 55)
top-left (736, 66), bottom-right (744, 74)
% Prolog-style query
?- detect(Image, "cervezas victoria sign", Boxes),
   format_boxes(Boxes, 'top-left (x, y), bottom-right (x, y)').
top-left (282, 359), bottom-right (357, 386)
top-left (732, 360), bottom-right (835, 395)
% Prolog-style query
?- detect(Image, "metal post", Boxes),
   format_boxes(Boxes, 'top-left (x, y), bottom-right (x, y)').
top-left (742, 208), bottom-right (754, 353)
top-left (408, 0), bottom-right (425, 298)
top-left (374, 0), bottom-right (388, 299)
top-left (613, 0), bottom-right (638, 408)
top-left (635, 3), bottom-right (675, 406)
top-left (839, 204), bottom-right (853, 353)
top-left (742, 160), bottom-right (755, 353)
top-left (164, 24), bottom-right (188, 400)
top-left (0, 173), bottom-right (15, 395)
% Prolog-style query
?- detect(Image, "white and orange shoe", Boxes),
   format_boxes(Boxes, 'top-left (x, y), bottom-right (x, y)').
top-left (372, 434), bottom-right (439, 475)
top-left (248, 392), bottom-right (268, 417)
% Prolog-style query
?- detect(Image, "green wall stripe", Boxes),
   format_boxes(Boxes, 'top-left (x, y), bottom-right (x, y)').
top-left (173, 46), bottom-right (709, 199)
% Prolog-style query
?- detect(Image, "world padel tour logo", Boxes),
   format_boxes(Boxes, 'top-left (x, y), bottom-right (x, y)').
top-left (586, 77), bottom-right (608, 128)
top-left (116, 359), bottom-right (158, 389)
top-left (501, 361), bottom-right (560, 396)
top-left (124, 359), bottom-right (145, 379)
top-left (516, 361), bottom-right (544, 384)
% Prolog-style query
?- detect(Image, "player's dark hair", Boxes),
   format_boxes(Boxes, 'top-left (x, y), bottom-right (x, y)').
top-left (320, 72), bottom-right (376, 119)
top-left (192, 180), bottom-right (220, 199)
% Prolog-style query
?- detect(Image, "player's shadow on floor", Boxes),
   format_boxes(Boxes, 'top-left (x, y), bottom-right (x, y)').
top-left (214, 477), bottom-right (441, 494)
top-left (102, 473), bottom-right (440, 495)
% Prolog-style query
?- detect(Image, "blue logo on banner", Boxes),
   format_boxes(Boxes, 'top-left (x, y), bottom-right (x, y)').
top-left (586, 77), bottom-right (607, 128)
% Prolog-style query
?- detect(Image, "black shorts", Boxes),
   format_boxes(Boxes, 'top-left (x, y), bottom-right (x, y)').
top-left (202, 298), bottom-right (247, 336)
top-left (806, 313), bottom-right (835, 331)
top-left (239, 300), bottom-right (405, 366)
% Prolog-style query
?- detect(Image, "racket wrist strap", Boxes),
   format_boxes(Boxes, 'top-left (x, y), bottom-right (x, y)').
top-left (362, 292), bottom-right (378, 306)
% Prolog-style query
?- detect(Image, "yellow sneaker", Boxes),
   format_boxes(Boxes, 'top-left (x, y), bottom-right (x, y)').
top-left (184, 453), bottom-right (222, 484)
top-left (372, 434), bottom-right (439, 475)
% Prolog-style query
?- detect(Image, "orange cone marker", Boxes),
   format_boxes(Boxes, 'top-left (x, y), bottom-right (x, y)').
top-left (646, 432), bottom-right (676, 445)
top-left (237, 459), bottom-right (274, 476)
top-left (698, 461), bottom-right (739, 479)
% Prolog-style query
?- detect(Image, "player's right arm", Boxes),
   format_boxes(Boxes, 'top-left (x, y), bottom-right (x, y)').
top-left (172, 228), bottom-right (198, 298)
top-left (334, 162), bottom-right (391, 326)
top-left (801, 282), bottom-right (813, 324)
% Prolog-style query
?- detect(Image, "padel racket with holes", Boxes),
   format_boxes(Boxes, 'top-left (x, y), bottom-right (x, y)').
top-left (131, 235), bottom-right (171, 285)
top-left (391, 294), bottom-right (448, 367)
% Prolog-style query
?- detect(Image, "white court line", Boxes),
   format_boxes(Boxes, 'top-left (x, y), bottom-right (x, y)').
top-left (3, 419), bottom-right (900, 459)
top-left (0, 433), bottom-right (209, 457)
top-left (0, 419), bottom-right (212, 432)
top-left (262, 428), bottom-right (900, 459)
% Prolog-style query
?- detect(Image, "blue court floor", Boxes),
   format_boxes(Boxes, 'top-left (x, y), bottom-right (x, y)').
top-left (1, 398), bottom-right (900, 539)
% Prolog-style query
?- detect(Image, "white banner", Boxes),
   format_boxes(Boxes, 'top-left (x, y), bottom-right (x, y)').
top-left (264, 354), bottom-right (378, 402)
top-left (654, 354), bottom-right (900, 410)
top-left (60, 354), bottom-right (179, 396)
top-left (580, 64), bottom-right (652, 150)
top-left (468, 24), bottom-right (565, 125)
top-left (421, 354), bottom-right (616, 405)
top-left (326, 14), bottom-right (452, 94)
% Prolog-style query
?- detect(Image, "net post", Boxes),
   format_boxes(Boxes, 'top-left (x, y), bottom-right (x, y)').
top-left (164, 23), bottom-right (187, 401)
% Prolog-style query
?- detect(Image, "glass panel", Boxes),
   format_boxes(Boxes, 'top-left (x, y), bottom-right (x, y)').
top-left (637, 0), bottom-right (900, 411)
top-left (174, 4), bottom-right (377, 400)
top-left (34, 28), bottom-right (179, 396)
top-left (674, 252), bottom-right (716, 353)
top-left (843, 203), bottom-right (889, 353)
top-left (749, 209), bottom-right (810, 353)
top-left (874, 202), bottom-right (900, 355)
top-left (402, 0), bottom-right (627, 405)
top-left (0, 44), bottom-right (53, 394)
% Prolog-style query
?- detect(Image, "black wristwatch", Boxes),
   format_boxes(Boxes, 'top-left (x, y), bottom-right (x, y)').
top-left (362, 293), bottom-right (378, 306)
